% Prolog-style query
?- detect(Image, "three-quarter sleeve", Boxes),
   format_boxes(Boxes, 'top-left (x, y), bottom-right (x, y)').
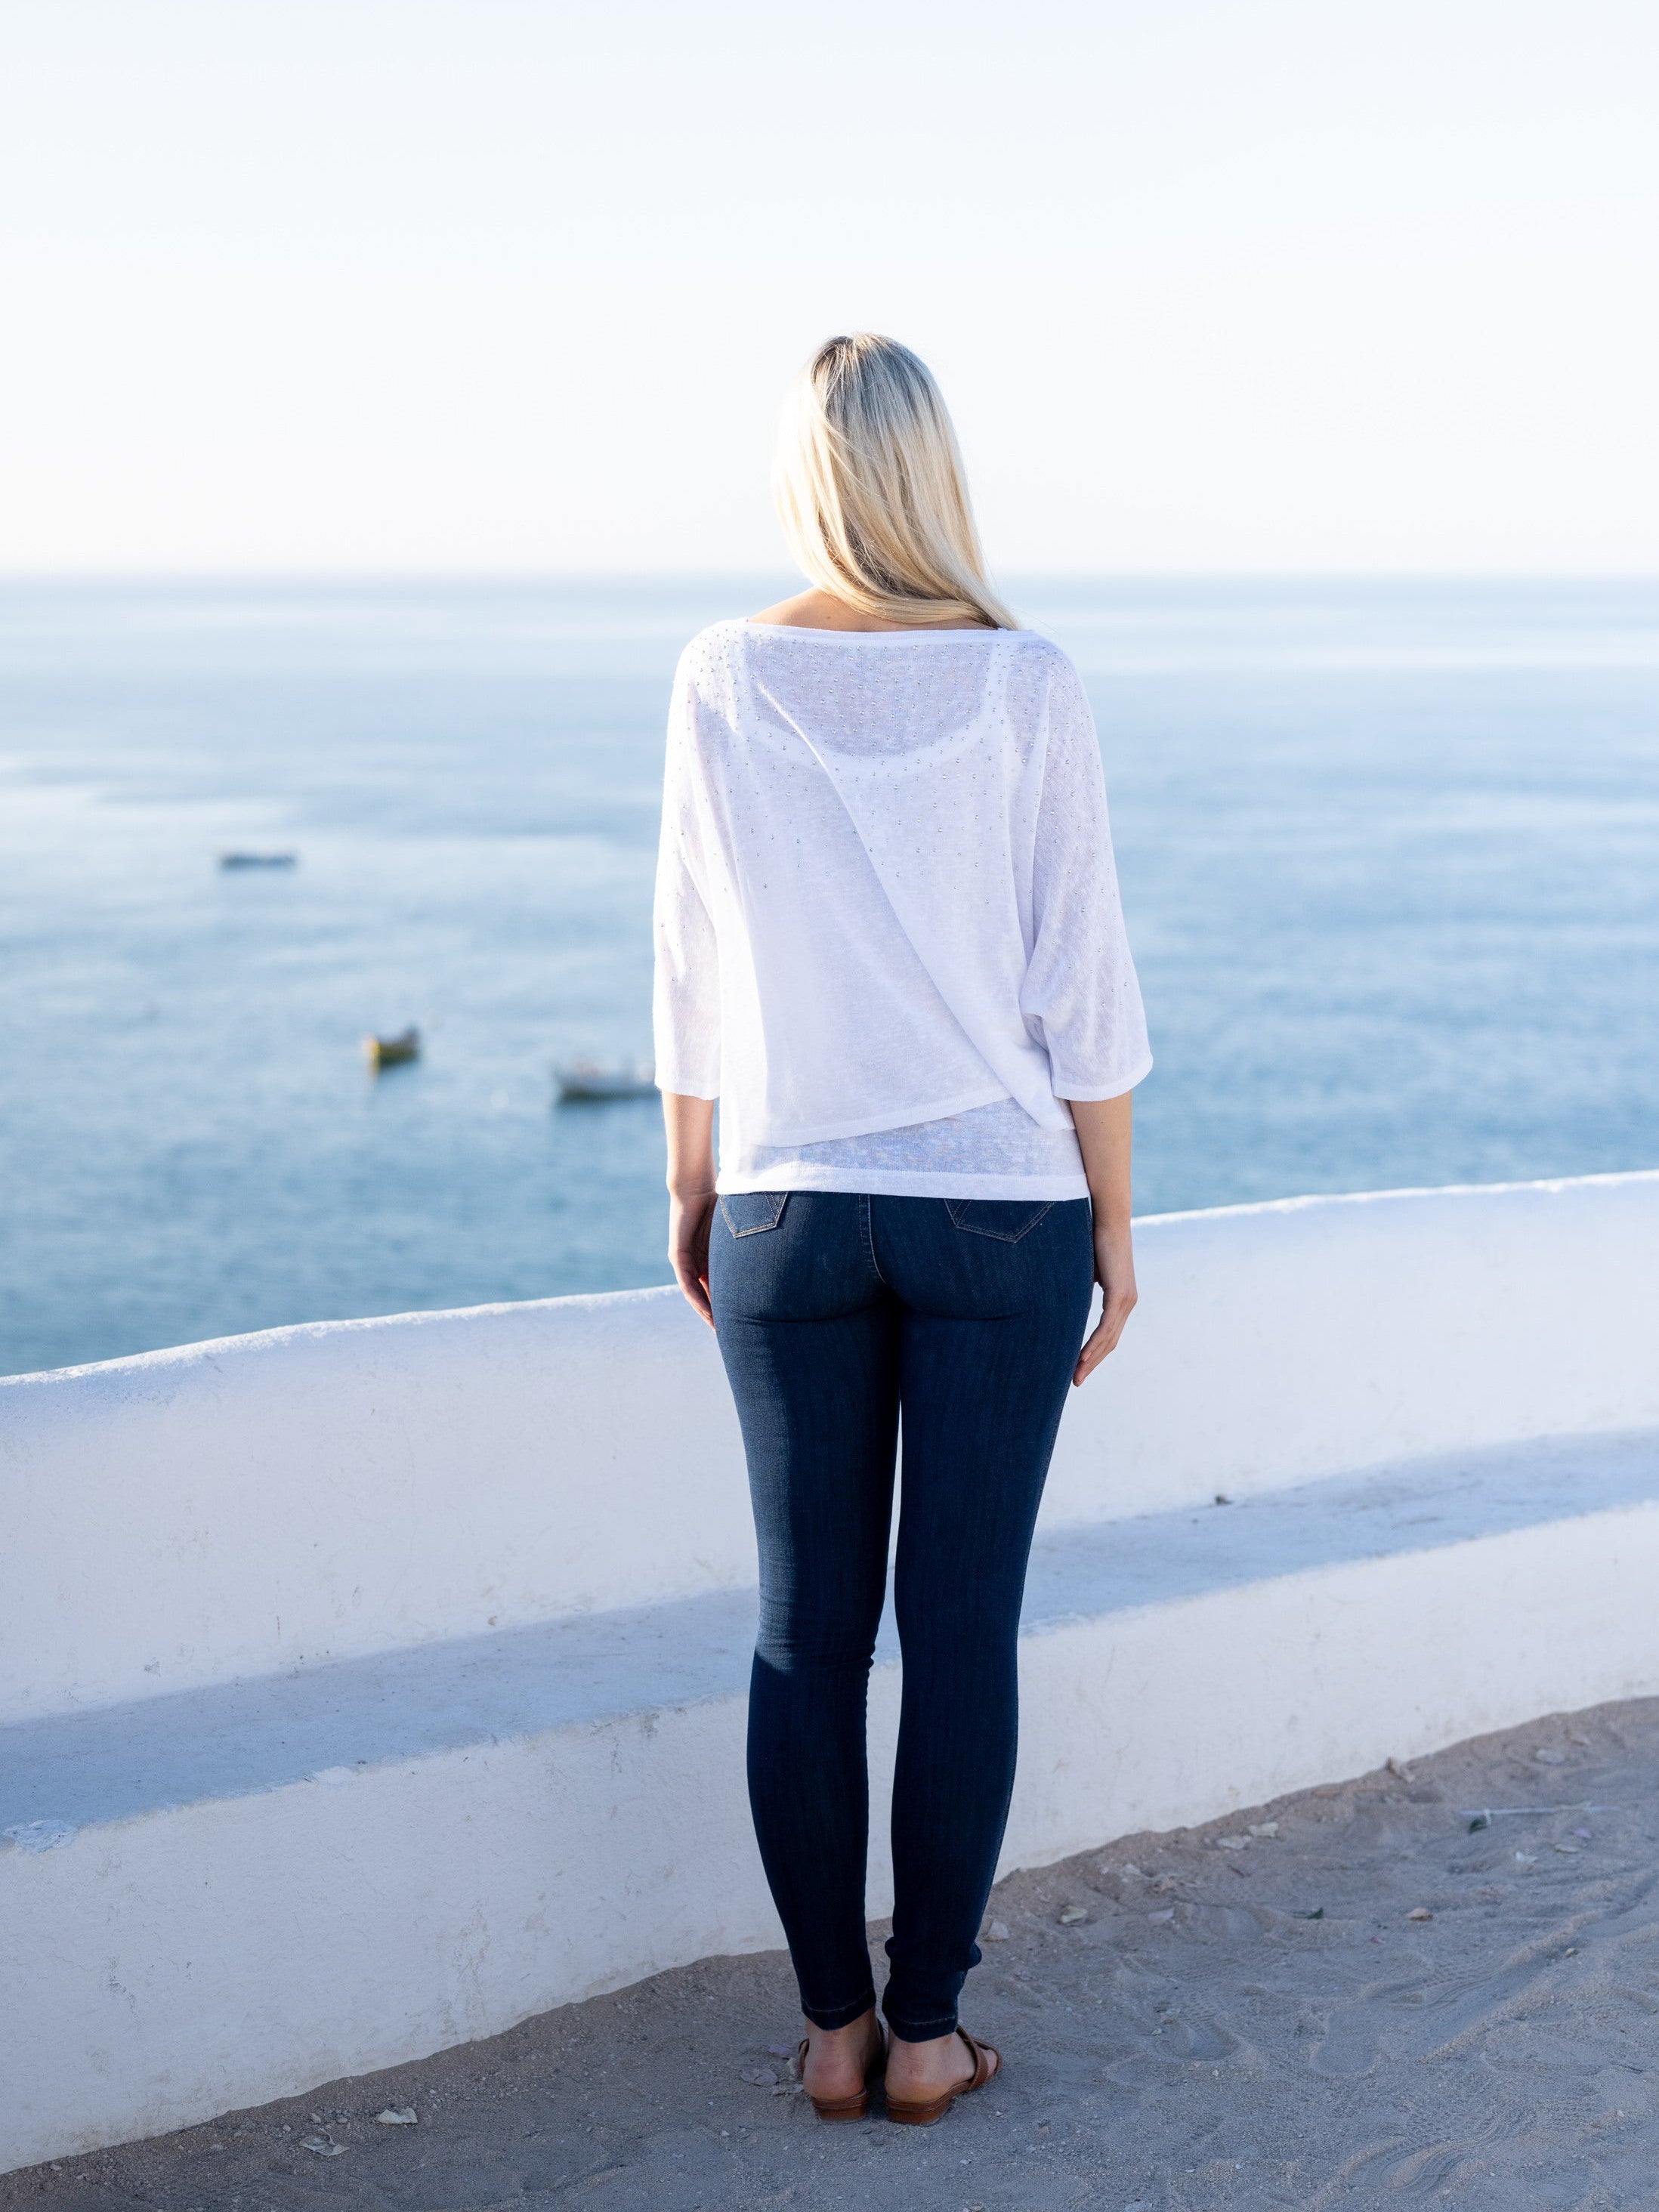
top-left (651, 667), bottom-right (722, 1098)
top-left (1021, 658), bottom-right (1153, 1100)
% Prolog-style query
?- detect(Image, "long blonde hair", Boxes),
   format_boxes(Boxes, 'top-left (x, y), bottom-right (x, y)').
top-left (771, 334), bottom-right (1016, 631)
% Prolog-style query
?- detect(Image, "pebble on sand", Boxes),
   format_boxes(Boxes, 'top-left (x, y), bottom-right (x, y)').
top-left (1407, 1907), bottom-right (1433, 1921)
top-left (298, 2135), bottom-right (346, 2157)
top-left (983, 1920), bottom-right (1012, 1940)
top-left (374, 2108), bottom-right (417, 2126)
top-left (1058, 1905), bottom-right (1089, 1924)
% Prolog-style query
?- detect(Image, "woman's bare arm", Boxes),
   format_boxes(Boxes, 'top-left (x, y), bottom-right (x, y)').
top-left (663, 1091), bottom-right (718, 1327)
top-left (1065, 1091), bottom-right (1137, 1385)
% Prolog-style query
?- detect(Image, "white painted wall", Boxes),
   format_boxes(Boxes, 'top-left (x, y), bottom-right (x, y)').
top-left (2, 1172), bottom-right (1657, 2171)
top-left (3, 1172), bottom-right (1657, 1727)
top-left (7, 1493), bottom-right (1658, 2170)
top-left (0, 1291), bottom-right (748, 1726)
top-left (1046, 1171), bottom-right (1659, 1520)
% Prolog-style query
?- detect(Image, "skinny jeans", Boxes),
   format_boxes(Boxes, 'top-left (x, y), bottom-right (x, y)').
top-left (708, 1189), bottom-right (1094, 2044)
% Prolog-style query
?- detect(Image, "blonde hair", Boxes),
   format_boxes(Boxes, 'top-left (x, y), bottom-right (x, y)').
top-left (771, 334), bottom-right (1015, 631)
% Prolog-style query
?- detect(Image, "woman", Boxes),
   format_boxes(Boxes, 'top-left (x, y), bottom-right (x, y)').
top-left (653, 334), bottom-right (1150, 2125)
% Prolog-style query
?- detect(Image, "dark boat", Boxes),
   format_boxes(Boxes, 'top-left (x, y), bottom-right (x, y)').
top-left (364, 1027), bottom-right (422, 1070)
top-left (555, 1059), bottom-right (658, 1102)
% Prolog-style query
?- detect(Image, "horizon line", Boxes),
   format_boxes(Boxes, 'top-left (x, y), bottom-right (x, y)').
top-left (2, 567), bottom-right (1655, 587)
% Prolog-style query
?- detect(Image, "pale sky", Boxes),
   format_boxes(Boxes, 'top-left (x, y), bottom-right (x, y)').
top-left (2, 0), bottom-right (1655, 573)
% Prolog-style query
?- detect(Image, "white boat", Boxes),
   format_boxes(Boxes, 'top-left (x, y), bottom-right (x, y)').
top-left (554, 1060), bottom-right (658, 1103)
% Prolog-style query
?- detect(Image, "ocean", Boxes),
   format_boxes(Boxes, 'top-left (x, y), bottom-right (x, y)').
top-left (2, 577), bottom-right (1655, 1379)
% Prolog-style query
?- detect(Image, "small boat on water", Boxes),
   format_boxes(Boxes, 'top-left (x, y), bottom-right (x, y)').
top-left (555, 1059), bottom-right (658, 1103)
top-left (220, 851), bottom-right (298, 870)
top-left (365, 1027), bottom-right (422, 1070)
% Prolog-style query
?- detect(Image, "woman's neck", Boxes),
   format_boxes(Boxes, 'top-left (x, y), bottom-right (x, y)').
top-left (746, 587), bottom-right (990, 634)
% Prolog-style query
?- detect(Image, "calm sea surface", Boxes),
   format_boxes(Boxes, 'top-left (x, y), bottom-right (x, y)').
top-left (2, 577), bottom-right (1655, 1378)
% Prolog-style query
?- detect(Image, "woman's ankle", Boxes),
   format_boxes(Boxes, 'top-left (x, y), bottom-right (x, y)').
top-left (884, 2025), bottom-right (974, 2087)
top-left (805, 2004), bottom-right (878, 2040)
top-left (801, 2008), bottom-right (881, 2087)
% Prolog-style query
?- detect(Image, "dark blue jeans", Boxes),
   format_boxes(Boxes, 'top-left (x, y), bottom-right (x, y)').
top-left (709, 1190), bottom-right (1094, 2043)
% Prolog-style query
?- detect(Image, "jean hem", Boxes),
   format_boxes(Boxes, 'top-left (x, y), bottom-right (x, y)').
top-left (802, 1989), bottom-right (878, 2031)
top-left (882, 2012), bottom-right (960, 2043)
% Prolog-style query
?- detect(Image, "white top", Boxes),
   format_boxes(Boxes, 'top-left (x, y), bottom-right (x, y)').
top-left (651, 619), bottom-right (1151, 1199)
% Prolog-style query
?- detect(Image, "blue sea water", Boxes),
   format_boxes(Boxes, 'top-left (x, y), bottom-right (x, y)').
top-left (2, 577), bottom-right (1655, 1379)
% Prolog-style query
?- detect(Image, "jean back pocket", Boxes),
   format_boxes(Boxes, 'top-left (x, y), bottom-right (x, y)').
top-left (943, 1197), bottom-right (1054, 1243)
top-left (718, 1191), bottom-right (790, 1237)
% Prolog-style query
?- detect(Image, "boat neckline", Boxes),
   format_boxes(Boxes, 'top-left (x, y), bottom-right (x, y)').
top-left (736, 618), bottom-right (1028, 644)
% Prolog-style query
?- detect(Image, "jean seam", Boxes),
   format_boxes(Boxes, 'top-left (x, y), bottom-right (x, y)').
top-left (859, 1194), bottom-right (888, 1286)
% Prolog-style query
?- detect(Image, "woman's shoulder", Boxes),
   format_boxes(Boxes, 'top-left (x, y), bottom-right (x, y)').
top-left (999, 628), bottom-right (1084, 697)
top-left (689, 615), bottom-right (1064, 650)
top-left (670, 616), bottom-right (1077, 700)
top-left (679, 616), bottom-right (752, 659)
top-left (1003, 626), bottom-right (1069, 664)
top-left (669, 617), bottom-right (752, 695)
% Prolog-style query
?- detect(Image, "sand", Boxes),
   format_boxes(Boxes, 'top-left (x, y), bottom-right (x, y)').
top-left (8, 1697), bottom-right (1659, 2212)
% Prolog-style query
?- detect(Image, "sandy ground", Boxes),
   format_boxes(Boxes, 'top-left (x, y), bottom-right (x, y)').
top-left (9, 1697), bottom-right (1659, 2212)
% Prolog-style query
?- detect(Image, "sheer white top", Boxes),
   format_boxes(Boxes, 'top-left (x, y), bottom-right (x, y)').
top-left (651, 619), bottom-right (1151, 1199)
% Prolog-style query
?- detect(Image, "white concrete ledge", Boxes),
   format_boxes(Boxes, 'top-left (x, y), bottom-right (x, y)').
top-left (5, 1426), bottom-right (1658, 2169)
top-left (8, 1426), bottom-right (1657, 1842)
top-left (3, 1172), bottom-right (1657, 2171)
top-left (5, 1172), bottom-right (1657, 1728)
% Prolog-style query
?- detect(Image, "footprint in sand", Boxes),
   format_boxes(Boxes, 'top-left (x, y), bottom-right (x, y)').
top-left (1314, 1942), bottom-right (1571, 2080)
top-left (1151, 2012), bottom-right (1239, 2063)
top-left (1386, 2136), bottom-right (1479, 2194)
top-left (1311, 1979), bottom-right (1426, 2078)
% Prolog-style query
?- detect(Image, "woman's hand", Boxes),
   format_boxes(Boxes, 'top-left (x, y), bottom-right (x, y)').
top-left (1065, 1090), bottom-right (1138, 1386)
top-left (1073, 1221), bottom-right (1136, 1385)
top-left (669, 1186), bottom-right (717, 1327)
top-left (662, 1091), bottom-right (718, 1328)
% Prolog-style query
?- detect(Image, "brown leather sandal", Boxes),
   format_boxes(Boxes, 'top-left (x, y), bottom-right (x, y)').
top-left (796, 2026), bottom-right (888, 2121)
top-left (885, 2026), bottom-right (1000, 2127)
